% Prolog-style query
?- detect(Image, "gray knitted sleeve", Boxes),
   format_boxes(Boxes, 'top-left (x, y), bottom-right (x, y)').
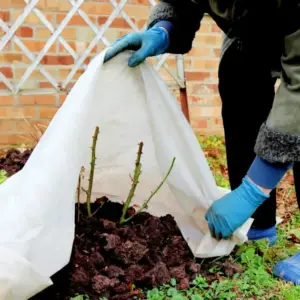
top-left (147, 0), bottom-right (204, 54)
top-left (148, 1), bottom-right (178, 25)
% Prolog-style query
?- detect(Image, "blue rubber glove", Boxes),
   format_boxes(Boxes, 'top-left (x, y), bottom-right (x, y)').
top-left (273, 252), bottom-right (300, 285)
top-left (103, 26), bottom-right (169, 67)
top-left (205, 176), bottom-right (269, 240)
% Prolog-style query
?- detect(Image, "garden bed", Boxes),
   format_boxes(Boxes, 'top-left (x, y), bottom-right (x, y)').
top-left (0, 145), bottom-right (241, 300)
top-left (1, 138), bottom-right (300, 299)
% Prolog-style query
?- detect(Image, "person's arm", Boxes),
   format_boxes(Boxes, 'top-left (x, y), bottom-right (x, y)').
top-left (205, 1), bottom-right (300, 240)
top-left (204, 155), bottom-right (293, 240)
top-left (104, 0), bottom-right (204, 66)
top-left (254, 2), bottom-right (300, 164)
top-left (148, 0), bottom-right (205, 54)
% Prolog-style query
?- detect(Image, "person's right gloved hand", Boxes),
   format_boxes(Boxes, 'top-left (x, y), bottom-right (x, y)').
top-left (205, 176), bottom-right (270, 240)
top-left (103, 27), bottom-right (170, 67)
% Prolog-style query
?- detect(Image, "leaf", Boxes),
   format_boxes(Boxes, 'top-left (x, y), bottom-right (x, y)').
top-left (167, 288), bottom-right (178, 297)
top-left (0, 170), bottom-right (7, 184)
top-left (170, 278), bottom-right (177, 287)
top-left (236, 244), bottom-right (249, 256)
top-left (240, 247), bottom-right (256, 263)
top-left (191, 295), bottom-right (204, 300)
top-left (70, 296), bottom-right (85, 300)
top-left (172, 295), bottom-right (187, 300)
top-left (147, 288), bottom-right (164, 300)
top-left (192, 276), bottom-right (208, 289)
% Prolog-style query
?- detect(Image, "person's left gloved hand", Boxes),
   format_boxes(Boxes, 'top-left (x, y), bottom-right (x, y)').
top-left (205, 176), bottom-right (269, 240)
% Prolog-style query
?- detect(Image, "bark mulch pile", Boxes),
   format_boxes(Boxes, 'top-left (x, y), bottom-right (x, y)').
top-left (31, 199), bottom-right (241, 300)
top-left (32, 199), bottom-right (201, 299)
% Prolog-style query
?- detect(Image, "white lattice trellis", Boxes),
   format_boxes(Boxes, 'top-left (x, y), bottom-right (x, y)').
top-left (0, 0), bottom-right (185, 95)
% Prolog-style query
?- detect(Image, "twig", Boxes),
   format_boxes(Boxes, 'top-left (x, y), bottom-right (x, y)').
top-left (21, 115), bottom-right (45, 144)
top-left (77, 171), bottom-right (81, 223)
top-left (120, 142), bottom-right (143, 224)
top-left (76, 166), bottom-right (84, 223)
top-left (91, 205), bottom-right (102, 218)
top-left (211, 255), bottom-right (225, 264)
top-left (121, 156), bottom-right (176, 224)
top-left (86, 126), bottom-right (100, 217)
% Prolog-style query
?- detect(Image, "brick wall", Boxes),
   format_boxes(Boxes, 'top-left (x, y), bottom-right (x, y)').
top-left (0, 0), bottom-right (223, 146)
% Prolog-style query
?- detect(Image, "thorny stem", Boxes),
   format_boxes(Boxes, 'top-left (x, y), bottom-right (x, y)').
top-left (121, 156), bottom-right (176, 224)
top-left (77, 171), bottom-right (81, 223)
top-left (86, 126), bottom-right (100, 217)
top-left (120, 142), bottom-right (143, 224)
top-left (76, 166), bottom-right (84, 223)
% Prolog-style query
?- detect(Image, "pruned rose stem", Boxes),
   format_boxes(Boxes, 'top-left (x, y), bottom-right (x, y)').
top-left (120, 142), bottom-right (143, 224)
top-left (86, 126), bottom-right (100, 217)
top-left (76, 166), bottom-right (84, 223)
top-left (120, 141), bottom-right (176, 224)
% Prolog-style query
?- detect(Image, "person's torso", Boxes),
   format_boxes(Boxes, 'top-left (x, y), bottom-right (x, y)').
top-left (196, 0), bottom-right (288, 76)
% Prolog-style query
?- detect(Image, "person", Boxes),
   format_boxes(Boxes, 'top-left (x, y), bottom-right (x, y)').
top-left (104, 0), bottom-right (300, 284)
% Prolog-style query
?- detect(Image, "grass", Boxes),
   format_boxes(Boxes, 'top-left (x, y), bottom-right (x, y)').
top-left (1, 135), bottom-right (300, 299)
top-left (198, 135), bottom-right (229, 189)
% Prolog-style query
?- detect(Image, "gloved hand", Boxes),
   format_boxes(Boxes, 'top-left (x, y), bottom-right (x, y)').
top-left (103, 27), bottom-right (169, 67)
top-left (205, 176), bottom-right (269, 240)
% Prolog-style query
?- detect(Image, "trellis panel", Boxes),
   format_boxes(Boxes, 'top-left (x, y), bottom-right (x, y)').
top-left (0, 0), bottom-right (185, 95)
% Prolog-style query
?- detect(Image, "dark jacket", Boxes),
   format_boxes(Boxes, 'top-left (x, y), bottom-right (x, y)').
top-left (148, 0), bottom-right (300, 164)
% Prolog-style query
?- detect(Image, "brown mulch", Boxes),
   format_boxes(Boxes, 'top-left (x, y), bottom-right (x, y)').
top-left (30, 198), bottom-right (242, 299)
top-left (0, 148), bottom-right (33, 176)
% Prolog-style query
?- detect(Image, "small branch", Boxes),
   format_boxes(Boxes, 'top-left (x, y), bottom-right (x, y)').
top-left (120, 142), bottom-right (143, 224)
top-left (86, 126), bottom-right (100, 217)
top-left (91, 205), bottom-right (102, 218)
top-left (77, 171), bottom-right (81, 223)
top-left (76, 166), bottom-right (84, 223)
top-left (122, 157), bottom-right (176, 224)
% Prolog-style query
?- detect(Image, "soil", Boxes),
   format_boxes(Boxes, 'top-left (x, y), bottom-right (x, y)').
top-left (31, 199), bottom-right (196, 299)
top-left (29, 198), bottom-right (241, 300)
top-left (0, 148), bottom-right (33, 176)
top-left (0, 148), bottom-right (242, 299)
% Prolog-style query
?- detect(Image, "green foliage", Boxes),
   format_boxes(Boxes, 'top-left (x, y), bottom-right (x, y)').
top-left (146, 288), bottom-right (165, 300)
top-left (198, 135), bottom-right (229, 188)
top-left (70, 295), bottom-right (90, 300)
top-left (0, 170), bottom-right (7, 184)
